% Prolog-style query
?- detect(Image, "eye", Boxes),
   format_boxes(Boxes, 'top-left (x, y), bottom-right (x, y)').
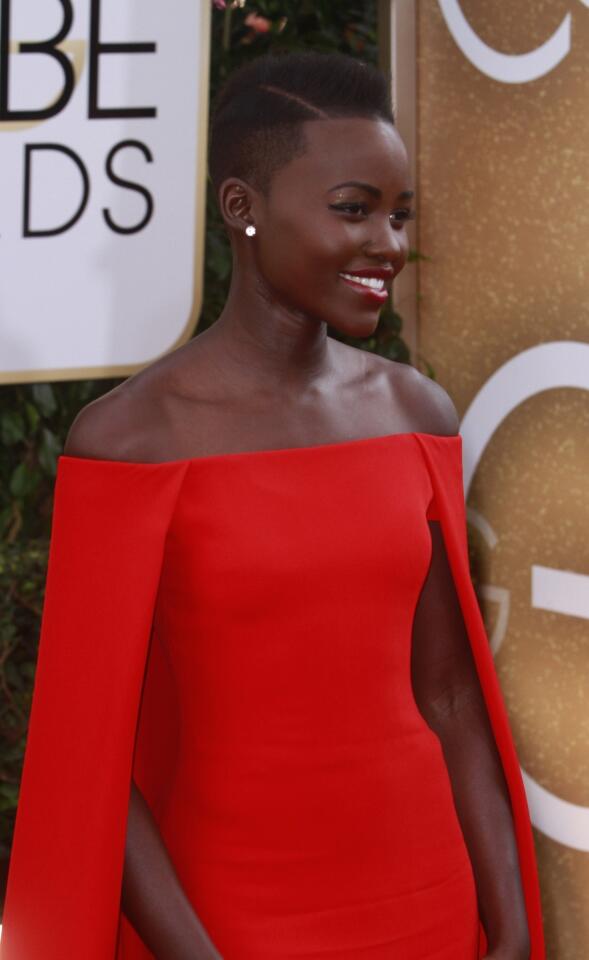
top-left (390, 208), bottom-right (416, 224)
top-left (329, 202), bottom-right (416, 225)
top-left (328, 202), bottom-right (369, 217)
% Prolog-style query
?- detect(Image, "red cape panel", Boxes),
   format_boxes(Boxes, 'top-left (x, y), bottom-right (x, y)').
top-left (415, 434), bottom-right (545, 960)
top-left (1, 457), bottom-right (188, 959)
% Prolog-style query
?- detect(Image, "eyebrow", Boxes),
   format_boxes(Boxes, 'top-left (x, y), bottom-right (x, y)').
top-left (328, 181), bottom-right (415, 201)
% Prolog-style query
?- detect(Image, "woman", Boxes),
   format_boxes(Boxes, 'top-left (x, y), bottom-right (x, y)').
top-left (1, 52), bottom-right (543, 960)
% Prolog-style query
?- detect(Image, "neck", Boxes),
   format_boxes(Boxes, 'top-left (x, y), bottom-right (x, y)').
top-left (203, 266), bottom-right (333, 393)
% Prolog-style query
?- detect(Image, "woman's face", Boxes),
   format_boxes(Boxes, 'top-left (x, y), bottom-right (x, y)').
top-left (252, 116), bottom-right (414, 338)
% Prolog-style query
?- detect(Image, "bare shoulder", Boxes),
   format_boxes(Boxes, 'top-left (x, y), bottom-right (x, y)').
top-left (63, 382), bottom-right (148, 464)
top-left (64, 335), bottom-right (221, 462)
top-left (367, 352), bottom-right (459, 436)
top-left (63, 350), bottom-right (185, 463)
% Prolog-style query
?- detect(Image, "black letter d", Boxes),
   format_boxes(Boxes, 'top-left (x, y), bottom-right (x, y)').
top-left (23, 145), bottom-right (90, 238)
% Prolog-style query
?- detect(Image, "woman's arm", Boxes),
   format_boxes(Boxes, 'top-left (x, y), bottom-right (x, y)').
top-left (411, 521), bottom-right (530, 960)
top-left (122, 780), bottom-right (223, 960)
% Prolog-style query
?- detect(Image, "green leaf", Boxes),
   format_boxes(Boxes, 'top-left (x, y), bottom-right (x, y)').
top-left (30, 383), bottom-right (57, 417)
top-left (417, 355), bottom-right (436, 380)
top-left (19, 662), bottom-right (37, 680)
top-left (0, 505), bottom-right (13, 536)
top-left (408, 249), bottom-right (432, 263)
top-left (24, 402), bottom-right (40, 433)
top-left (1, 412), bottom-right (25, 445)
top-left (0, 783), bottom-right (19, 813)
top-left (9, 463), bottom-right (39, 498)
top-left (38, 427), bottom-right (62, 476)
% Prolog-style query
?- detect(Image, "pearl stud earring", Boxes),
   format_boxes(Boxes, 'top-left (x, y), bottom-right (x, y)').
top-left (245, 225), bottom-right (256, 237)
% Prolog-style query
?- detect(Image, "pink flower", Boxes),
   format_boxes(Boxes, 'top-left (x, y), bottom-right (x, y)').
top-left (213, 0), bottom-right (226, 9)
top-left (244, 12), bottom-right (271, 33)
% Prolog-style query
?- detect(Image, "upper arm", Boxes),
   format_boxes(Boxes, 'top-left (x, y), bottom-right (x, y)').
top-left (387, 363), bottom-right (476, 721)
top-left (411, 518), bottom-right (485, 728)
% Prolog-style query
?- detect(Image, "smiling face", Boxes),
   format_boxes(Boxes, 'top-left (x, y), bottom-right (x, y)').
top-left (250, 116), bottom-right (414, 338)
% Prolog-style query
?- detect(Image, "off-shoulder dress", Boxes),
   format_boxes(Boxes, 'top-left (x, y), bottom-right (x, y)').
top-left (1, 432), bottom-right (545, 960)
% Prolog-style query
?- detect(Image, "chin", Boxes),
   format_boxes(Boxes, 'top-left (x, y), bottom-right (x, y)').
top-left (330, 312), bottom-right (381, 339)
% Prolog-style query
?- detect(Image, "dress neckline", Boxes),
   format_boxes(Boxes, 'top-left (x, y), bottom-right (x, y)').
top-left (58, 431), bottom-right (460, 469)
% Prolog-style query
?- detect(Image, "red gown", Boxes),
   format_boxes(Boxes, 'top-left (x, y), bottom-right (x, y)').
top-left (0, 432), bottom-right (545, 959)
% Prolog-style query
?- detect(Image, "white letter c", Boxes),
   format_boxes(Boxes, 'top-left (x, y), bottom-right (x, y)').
top-left (437, 0), bottom-right (571, 84)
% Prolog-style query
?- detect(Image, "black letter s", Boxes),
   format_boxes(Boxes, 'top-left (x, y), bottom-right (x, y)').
top-left (103, 140), bottom-right (154, 235)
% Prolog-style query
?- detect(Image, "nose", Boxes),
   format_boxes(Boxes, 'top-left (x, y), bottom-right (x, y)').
top-left (363, 218), bottom-right (406, 267)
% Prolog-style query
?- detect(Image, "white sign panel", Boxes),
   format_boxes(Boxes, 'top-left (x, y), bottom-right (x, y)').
top-left (0, 0), bottom-right (210, 384)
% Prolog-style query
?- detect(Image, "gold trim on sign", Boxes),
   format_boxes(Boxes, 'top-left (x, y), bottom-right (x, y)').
top-left (2, 0), bottom-right (212, 385)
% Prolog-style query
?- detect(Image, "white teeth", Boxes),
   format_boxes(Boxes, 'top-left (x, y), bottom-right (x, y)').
top-left (339, 273), bottom-right (385, 291)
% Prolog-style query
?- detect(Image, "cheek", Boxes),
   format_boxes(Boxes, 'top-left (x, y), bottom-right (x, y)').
top-left (258, 212), bottom-right (361, 287)
top-left (399, 230), bottom-right (411, 258)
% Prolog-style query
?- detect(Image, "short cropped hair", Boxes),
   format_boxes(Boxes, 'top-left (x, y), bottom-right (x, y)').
top-left (208, 50), bottom-right (395, 200)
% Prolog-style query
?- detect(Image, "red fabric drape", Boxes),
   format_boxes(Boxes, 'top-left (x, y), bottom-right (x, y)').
top-left (415, 434), bottom-right (545, 960)
top-left (1, 457), bottom-right (188, 959)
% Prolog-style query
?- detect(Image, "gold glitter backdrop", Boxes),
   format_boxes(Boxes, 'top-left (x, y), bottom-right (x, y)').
top-left (413, 2), bottom-right (589, 956)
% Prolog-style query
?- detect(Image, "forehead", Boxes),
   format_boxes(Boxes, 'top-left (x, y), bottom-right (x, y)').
top-left (271, 117), bottom-right (410, 194)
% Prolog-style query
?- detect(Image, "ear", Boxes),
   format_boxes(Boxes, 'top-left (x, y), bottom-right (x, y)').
top-left (218, 177), bottom-right (258, 235)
